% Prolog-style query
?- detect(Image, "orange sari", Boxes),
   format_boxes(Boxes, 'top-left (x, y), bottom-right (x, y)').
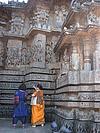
top-left (31, 89), bottom-right (45, 126)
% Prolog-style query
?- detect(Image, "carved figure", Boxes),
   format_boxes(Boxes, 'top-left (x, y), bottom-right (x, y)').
top-left (71, 47), bottom-right (79, 70)
top-left (88, 12), bottom-right (97, 24)
top-left (32, 8), bottom-right (49, 30)
top-left (46, 43), bottom-right (52, 64)
top-left (61, 49), bottom-right (69, 74)
top-left (10, 15), bottom-right (24, 35)
top-left (71, 0), bottom-right (81, 10)
top-left (55, 6), bottom-right (68, 29)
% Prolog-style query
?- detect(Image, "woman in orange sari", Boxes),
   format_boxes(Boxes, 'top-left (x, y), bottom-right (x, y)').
top-left (31, 83), bottom-right (45, 127)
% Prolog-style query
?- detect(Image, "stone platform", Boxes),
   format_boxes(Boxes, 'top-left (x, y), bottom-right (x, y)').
top-left (0, 119), bottom-right (51, 133)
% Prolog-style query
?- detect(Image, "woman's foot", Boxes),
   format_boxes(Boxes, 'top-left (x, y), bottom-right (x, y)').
top-left (13, 124), bottom-right (16, 128)
top-left (32, 125), bottom-right (36, 127)
top-left (41, 124), bottom-right (44, 127)
top-left (22, 124), bottom-right (25, 128)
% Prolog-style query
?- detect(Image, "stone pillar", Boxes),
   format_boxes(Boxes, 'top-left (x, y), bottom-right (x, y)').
top-left (93, 34), bottom-right (100, 70)
top-left (0, 40), bottom-right (4, 67)
top-left (83, 36), bottom-right (91, 71)
top-left (71, 38), bottom-right (80, 70)
top-left (61, 48), bottom-right (69, 74)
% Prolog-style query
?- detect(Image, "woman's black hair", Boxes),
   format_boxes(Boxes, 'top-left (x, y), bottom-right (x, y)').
top-left (19, 82), bottom-right (26, 91)
top-left (37, 83), bottom-right (43, 90)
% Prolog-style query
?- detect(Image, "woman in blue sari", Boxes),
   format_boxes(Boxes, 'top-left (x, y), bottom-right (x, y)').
top-left (13, 82), bottom-right (29, 128)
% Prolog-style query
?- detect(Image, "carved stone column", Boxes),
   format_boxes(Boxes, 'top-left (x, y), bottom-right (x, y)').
top-left (61, 48), bottom-right (69, 74)
top-left (71, 38), bottom-right (79, 70)
top-left (93, 34), bottom-right (100, 70)
top-left (83, 36), bottom-right (91, 71)
top-left (0, 40), bottom-right (4, 67)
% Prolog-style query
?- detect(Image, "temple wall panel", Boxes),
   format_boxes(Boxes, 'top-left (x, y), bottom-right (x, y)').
top-left (6, 39), bottom-right (22, 68)
top-left (28, 33), bottom-right (46, 68)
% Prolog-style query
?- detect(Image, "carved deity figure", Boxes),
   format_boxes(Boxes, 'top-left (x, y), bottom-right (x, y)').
top-left (71, 0), bottom-right (81, 10)
top-left (88, 12), bottom-right (97, 25)
top-left (31, 40), bottom-right (43, 63)
top-left (6, 40), bottom-right (22, 67)
top-left (30, 34), bottom-right (46, 68)
top-left (61, 48), bottom-right (69, 75)
top-left (7, 47), bottom-right (20, 67)
top-left (55, 10), bottom-right (64, 28)
top-left (46, 43), bottom-right (52, 64)
top-left (21, 47), bottom-right (27, 65)
top-left (10, 14), bottom-right (24, 35)
top-left (71, 47), bottom-right (79, 70)
top-left (55, 6), bottom-right (68, 29)
top-left (32, 7), bottom-right (49, 30)
top-left (35, 40), bottom-right (43, 62)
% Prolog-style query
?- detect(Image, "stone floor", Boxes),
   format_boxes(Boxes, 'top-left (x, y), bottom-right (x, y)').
top-left (0, 119), bottom-right (51, 133)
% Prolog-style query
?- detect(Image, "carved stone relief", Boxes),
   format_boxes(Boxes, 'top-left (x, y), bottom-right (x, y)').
top-left (0, 41), bottom-right (4, 66)
top-left (32, 7), bottom-right (50, 30)
top-left (82, 36), bottom-right (92, 71)
top-left (56, 108), bottom-right (74, 119)
top-left (78, 93), bottom-right (94, 101)
top-left (0, 26), bottom-right (5, 35)
top-left (87, 12), bottom-right (98, 25)
top-left (70, 46), bottom-right (80, 70)
top-left (21, 42), bottom-right (28, 65)
top-left (54, 6), bottom-right (68, 29)
top-left (30, 34), bottom-right (46, 68)
top-left (6, 40), bottom-right (22, 68)
top-left (61, 48), bottom-right (70, 74)
top-left (46, 42), bottom-right (52, 64)
top-left (94, 112), bottom-right (100, 122)
top-left (79, 110), bottom-right (93, 120)
top-left (9, 13), bottom-right (24, 35)
top-left (93, 36), bottom-right (100, 70)
top-left (46, 36), bottom-right (58, 64)
top-left (71, 0), bottom-right (81, 10)
top-left (22, 17), bottom-right (30, 34)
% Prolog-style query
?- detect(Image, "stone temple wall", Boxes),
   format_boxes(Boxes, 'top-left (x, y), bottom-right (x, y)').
top-left (52, 2), bottom-right (100, 133)
top-left (0, 1), bottom-right (63, 121)
top-left (0, 0), bottom-right (100, 132)
top-left (52, 71), bottom-right (100, 133)
top-left (0, 68), bottom-right (56, 119)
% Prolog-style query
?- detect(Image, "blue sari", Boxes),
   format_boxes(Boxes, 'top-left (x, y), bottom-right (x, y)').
top-left (13, 89), bottom-right (29, 125)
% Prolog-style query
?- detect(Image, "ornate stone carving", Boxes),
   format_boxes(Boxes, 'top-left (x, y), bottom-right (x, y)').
top-left (93, 35), bottom-right (100, 70)
top-left (55, 6), bottom-right (68, 29)
top-left (6, 40), bottom-right (22, 67)
top-left (79, 110), bottom-right (93, 121)
top-left (71, 0), bottom-right (81, 11)
top-left (79, 93), bottom-right (94, 101)
top-left (0, 41), bottom-right (4, 66)
top-left (70, 46), bottom-right (80, 70)
top-left (51, 36), bottom-right (58, 63)
top-left (83, 37), bottom-right (91, 71)
top-left (87, 12), bottom-right (98, 25)
top-left (30, 34), bottom-right (46, 68)
top-left (9, 13), bottom-right (24, 35)
top-left (21, 43), bottom-right (28, 65)
top-left (32, 7), bottom-right (50, 30)
top-left (61, 48), bottom-right (69, 74)
top-left (94, 112), bottom-right (100, 122)
top-left (46, 42), bottom-right (52, 64)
